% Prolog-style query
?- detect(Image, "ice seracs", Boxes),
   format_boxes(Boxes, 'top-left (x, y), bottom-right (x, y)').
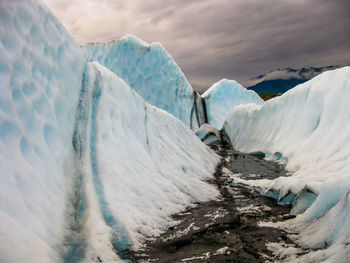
top-left (83, 36), bottom-right (202, 128)
top-left (202, 79), bottom-right (263, 129)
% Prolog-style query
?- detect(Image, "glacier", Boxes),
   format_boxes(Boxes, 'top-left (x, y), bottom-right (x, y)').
top-left (223, 66), bottom-right (350, 262)
top-left (0, 0), bottom-right (219, 262)
top-left (2, 0), bottom-right (350, 261)
top-left (202, 79), bottom-right (263, 129)
top-left (83, 37), bottom-right (206, 129)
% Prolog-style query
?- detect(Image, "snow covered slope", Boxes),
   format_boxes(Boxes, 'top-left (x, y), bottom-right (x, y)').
top-left (83, 37), bottom-right (199, 128)
top-left (224, 67), bottom-right (350, 261)
top-left (74, 62), bottom-right (219, 259)
top-left (202, 79), bottom-right (263, 129)
top-left (0, 0), bottom-right (85, 262)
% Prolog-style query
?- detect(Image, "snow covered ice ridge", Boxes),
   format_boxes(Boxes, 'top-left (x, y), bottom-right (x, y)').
top-left (202, 79), bottom-right (263, 129)
top-left (71, 62), bottom-right (219, 261)
top-left (0, 0), bottom-right (220, 262)
top-left (224, 66), bottom-right (350, 262)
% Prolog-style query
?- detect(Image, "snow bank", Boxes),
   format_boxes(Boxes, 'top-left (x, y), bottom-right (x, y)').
top-left (83, 36), bottom-right (198, 127)
top-left (82, 62), bottom-right (219, 251)
top-left (202, 79), bottom-right (263, 129)
top-left (223, 67), bottom-right (350, 261)
top-left (0, 0), bottom-right (85, 261)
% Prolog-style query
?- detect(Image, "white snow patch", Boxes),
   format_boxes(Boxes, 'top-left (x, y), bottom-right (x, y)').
top-left (266, 242), bottom-right (303, 262)
top-left (204, 208), bottom-right (229, 220)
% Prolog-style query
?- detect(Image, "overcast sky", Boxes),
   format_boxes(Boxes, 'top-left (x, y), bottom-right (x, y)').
top-left (44, 0), bottom-right (350, 93)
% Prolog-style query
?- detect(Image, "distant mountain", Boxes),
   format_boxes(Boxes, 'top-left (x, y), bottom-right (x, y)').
top-left (246, 65), bottom-right (342, 94)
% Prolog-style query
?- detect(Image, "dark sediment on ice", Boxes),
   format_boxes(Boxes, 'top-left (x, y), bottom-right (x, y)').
top-left (130, 145), bottom-right (297, 262)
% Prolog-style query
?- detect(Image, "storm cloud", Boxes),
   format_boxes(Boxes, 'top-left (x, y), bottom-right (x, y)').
top-left (44, 0), bottom-right (350, 92)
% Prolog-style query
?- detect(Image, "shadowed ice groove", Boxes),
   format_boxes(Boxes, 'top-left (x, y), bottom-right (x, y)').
top-left (61, 168), bottom-right (88, 263)
top-left (88, 69), bottom-right (132, 259)
top-left (64, 67), bottom-right (131, 262)
top-left (62, 69), bottom-right (90, 263)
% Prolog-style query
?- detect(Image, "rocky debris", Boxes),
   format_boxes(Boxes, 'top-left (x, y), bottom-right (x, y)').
top-left (131, 146), bottom-right (298, 262)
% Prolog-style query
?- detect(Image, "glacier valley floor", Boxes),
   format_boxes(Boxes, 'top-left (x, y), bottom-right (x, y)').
top-left (132, 145), bottom-right (304, 262)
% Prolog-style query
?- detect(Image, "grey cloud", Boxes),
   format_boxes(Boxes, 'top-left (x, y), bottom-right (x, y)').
top-left (44, 0), bottom-right (350, 92)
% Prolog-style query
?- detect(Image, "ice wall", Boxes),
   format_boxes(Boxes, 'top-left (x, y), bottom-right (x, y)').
top-left (83, 37), bottom-right (198, 127)
top-left (0, 0), bottom-right (85, 261)
top-left (223, 67), bottom-right (350, 261)
top-left (80, 62), bottom-right (219, 254)
top-left (0, 0), bottom-right (220, 260)
top-left (202, 79), bottom-right (263, 129)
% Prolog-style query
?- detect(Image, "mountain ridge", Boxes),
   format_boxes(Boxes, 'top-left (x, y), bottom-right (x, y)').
top-left (246, 65), bottom-right (345, 94)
